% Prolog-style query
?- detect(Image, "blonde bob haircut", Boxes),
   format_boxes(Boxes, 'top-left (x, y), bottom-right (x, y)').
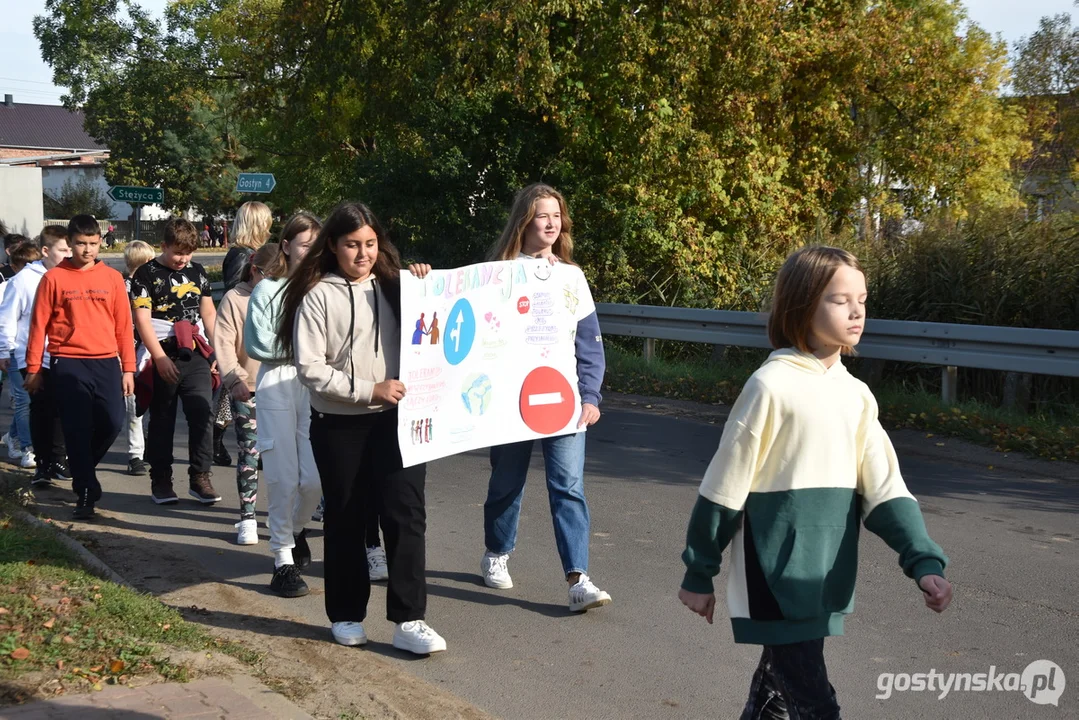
top-left (767, 245), bottom-right (865, 356)
top-left (488, 183), bottom-right (575, 264)
top-left (230, 201), bottom-right (273, 250)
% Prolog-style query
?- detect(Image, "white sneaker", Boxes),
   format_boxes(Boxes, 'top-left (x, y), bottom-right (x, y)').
top-left (4, 434), bottom-right (21, 459)
top-left (19, 448), bottom-right (36, 469)
top-left (481, 551), bottom-right (513, 589)
top-left (331, 621), bottom-right (368, 647)
top-left (367, 546), bottom-right (389, 581)
top-left (392, 620), bottom-right (446, 655)
top-left (235, 519), bottom-right (258, 546)
top-left (568, 574), bottom-right (612, 612)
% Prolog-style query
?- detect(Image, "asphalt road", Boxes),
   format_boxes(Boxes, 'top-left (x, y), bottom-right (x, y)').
top-left (99, 251), bottom-right (227, 270)
top-left (15, 395), bottom-right (1078, 719)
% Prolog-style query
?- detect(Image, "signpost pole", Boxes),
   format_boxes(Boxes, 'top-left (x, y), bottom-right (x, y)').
top-left (135, 207), bottom-right (140, 243)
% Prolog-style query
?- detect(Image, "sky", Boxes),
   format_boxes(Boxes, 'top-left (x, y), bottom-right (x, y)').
top-left (0, 0), bottom-right (1075, 106)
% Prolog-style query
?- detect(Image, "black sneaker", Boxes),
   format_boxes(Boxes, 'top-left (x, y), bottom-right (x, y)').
top-left (188, 472), bottom-right (222, 504)
top-left (213, 425), bottom-right (232, 467)
top-left (270, 564), bottom-right (309, 598)
top-left (73, 488), bottom-right (95, 520)
top-left (31, 470), bottom-right (51, 487)
top-left (49, 460), bottom-right (72, 481)
top-left (151, 475), bottom-right (179, 505)
top-left (127, 457), bottom-right (148, 476)
top-left (293, 528), bottom-right (311, 569)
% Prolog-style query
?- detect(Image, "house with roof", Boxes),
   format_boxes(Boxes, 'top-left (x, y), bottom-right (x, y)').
top-left (0, 94), bottom-right (170, 222)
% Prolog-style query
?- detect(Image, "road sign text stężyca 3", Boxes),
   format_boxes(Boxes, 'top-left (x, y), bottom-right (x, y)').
top-left (108, 186), bottom-right (164, 204)
top-left (236, 173), bottom-right (276, 194)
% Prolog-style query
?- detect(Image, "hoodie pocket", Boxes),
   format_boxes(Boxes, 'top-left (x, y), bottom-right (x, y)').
top-left (762, 523), bottom-right (859, 620)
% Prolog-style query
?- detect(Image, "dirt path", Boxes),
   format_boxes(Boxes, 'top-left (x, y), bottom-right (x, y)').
top-left (55, 517), bottom-right (491, 720)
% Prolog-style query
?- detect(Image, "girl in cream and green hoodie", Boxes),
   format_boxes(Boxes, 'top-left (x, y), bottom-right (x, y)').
top-left (679, 246), bottom-right (952, 719)
top-left (277, 202), bottom-right (445, 656)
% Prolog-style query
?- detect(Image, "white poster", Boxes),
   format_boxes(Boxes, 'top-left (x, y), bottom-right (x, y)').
top-left (398, 259), bottom-right (593, 467)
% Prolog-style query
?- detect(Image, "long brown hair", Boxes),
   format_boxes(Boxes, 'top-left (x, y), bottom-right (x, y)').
top-left (488, 183), bottom-right (575, 264)
top-left (767, 246), bottom-right (865, 355)
top-left (260, 211), bottom-right (321, 280)
top-left (277, 202), bottom-right (401, 360)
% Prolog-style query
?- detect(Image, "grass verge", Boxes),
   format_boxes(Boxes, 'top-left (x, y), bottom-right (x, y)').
top-left (604, 345), bottom-right (1079, 462)
top-left (0, 500), bottom-right (261, 704)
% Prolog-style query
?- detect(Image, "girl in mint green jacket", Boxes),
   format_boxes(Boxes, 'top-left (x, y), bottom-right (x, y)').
top-left (678, 246), bottom-right (952, 719)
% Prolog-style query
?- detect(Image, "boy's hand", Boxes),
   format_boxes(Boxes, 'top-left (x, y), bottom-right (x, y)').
top-left (23, 373), bottom-right (42, 394)
top-left (919, 575), bottom-right (952, 613)
top-left (372, 379), bottom-right (406, 405)
top-left (154, 355), bottom-right (180, 384)
top-left (578, 403), bottom-right (601, 428)
top-left (678, 588), bottom-right (716, 624)
top-left (408, 263), bottom-right (432, 279)
top-left (0, 358), bottom-right (9, 372)
top-left (121, 372), bottom-right (135, 397)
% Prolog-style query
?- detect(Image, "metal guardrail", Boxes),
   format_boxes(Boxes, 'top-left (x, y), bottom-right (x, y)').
top-left (595, 302), bottom-right (1079, 402)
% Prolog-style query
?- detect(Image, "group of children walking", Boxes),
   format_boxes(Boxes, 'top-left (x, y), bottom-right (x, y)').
top-left (2, 183), bottom-right (951, 715)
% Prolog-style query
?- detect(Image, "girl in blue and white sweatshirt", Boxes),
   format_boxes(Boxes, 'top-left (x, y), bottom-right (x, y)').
top-left (678, 246), bottom-right (952, 719)
top-left (412, 183), bottom-right (610, 612)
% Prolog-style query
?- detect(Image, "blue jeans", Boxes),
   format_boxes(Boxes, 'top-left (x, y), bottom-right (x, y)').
top-left (7, 358), bottom-right (32, 448)
top-left (484, 431), bottom-right (590, 577)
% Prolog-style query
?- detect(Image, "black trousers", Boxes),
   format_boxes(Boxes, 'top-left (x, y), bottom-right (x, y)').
top-left (22, 367), bottom-right (66, 469)
top-left (309, 407), bottom-right (427, 624)
top-left (50, 358), bottom-right (124, 500)
top-left (741, 638), bottom-right (842, 720)
top-left (147, 353), bottom-right (212, 479)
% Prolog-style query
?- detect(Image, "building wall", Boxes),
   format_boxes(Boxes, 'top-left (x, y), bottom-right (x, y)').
top-left (41, 165), bottom-right (172, 221)
top-left (0, 166), bottom-right (45, 237)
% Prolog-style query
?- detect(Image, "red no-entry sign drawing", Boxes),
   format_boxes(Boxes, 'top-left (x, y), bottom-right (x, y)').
top-left (519, 366), bottom-right (575, 434)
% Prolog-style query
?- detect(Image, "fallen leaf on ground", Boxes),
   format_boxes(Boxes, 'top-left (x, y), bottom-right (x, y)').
top-left (56, 660), bottom-right (64, 670)
top-left (62, 636), bottom-right (74, 644)
top-left (10, 648), bottom-right (30, 660)
top-left (43, 618), bottom-right (55, 629)
top-left (109, 660), bottom-right (125, 674)
top-left (0, 608), bottom-right (9, 615)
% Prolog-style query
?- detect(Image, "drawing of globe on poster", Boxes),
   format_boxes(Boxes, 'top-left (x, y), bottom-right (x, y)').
top-left (397, 259), bottom-right (594, 467)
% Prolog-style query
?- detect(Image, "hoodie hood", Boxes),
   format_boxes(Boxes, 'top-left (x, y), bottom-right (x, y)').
top-left (26, 261), bottom-right (46, 277)
top-left (764, 348), bottom-right (849, 377)
top-left (292, 272), bottom-right (399, 415)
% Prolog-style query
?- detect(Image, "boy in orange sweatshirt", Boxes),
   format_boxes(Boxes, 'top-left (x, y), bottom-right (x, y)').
top-left (25, 215), bottom-right (136, 519)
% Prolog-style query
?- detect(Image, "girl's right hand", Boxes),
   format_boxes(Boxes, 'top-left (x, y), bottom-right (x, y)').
top-left (408, 263), bottom-right (432, 279)
top-left (372, 379), bottom-right (406, 405)
top-left (230, 383), bottom-right (251, 402)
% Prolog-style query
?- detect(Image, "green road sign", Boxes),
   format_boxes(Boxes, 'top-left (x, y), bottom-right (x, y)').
top-left (108, 185), bottom-right (164, 204)
top-left (236, 173), bottom-right (276, 194)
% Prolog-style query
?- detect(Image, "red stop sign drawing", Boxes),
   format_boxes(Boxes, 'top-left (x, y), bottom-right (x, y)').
top-left (517, 296), bottom-right (531, 314)
top-left (519, 366), bottom-right (575, 434)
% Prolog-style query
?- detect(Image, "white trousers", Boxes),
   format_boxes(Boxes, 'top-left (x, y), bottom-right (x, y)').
top-left (125, 394), bottom-right (146, 459)
top-left (255, 364), bottom-right (322, 554)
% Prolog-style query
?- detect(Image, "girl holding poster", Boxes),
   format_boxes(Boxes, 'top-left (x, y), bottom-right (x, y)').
top-left (278, 202), bottom-right (446, 655)
top-left (413, 183), bottom-right (611, 612)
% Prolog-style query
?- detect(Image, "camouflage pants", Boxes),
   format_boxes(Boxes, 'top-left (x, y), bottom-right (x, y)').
top-left (231, 395), bottom-right (259, 519)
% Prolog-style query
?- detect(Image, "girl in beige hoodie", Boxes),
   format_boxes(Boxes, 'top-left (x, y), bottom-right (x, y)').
top-left (277, 201), bottom-right (446, 656)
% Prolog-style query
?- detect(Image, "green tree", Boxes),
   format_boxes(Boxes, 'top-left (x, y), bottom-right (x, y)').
top-left (38, 0), bottom-right (1031, 308)
top-left (43, 176), bottom-right (114, 219)
top-left (34, 0), bottom-right (246, 214)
